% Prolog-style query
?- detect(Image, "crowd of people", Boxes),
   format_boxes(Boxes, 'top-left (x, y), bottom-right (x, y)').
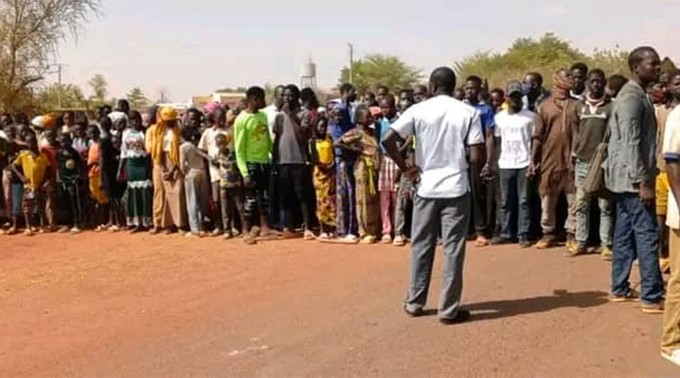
top-left (1, 46), bottom-right (680, 366)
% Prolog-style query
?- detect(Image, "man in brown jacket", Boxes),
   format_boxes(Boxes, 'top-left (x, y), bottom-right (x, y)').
top-left (530, 68), bottom-right (579, 250)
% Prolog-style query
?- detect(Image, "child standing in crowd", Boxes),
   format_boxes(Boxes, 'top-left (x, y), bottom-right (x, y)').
top-left (312, 114), bottom-right (336, 240)
top-left (377, 96), bottom-right (400, 244)
top-left (180, 127), bottom-right (210, 237)
top-left (10, 135), bottom-right (51, 236)
top-left (335, 105), bottom-right (380, 244)
top-left (215, 132), bottom-right (246, 239)
top-left (198, 107), bottom-right (230, 236)
top-left (57, 133), bottom-right (83, 233)
top-left (234, 86), bottom-right (275, 245)
top-left (1, 125), bottom-right (24, 234)
top-left (87, 125), bottom-right (110, 231)
top-left (109, 131), bottom-right (126, 230)
top-left (40, 129), bottom-right (58, 232)
top-left (119, 110), bottom-right (153, 232)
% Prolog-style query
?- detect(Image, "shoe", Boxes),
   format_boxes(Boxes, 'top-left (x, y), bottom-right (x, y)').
top-left (393, 235), bottom-right (407, 247)
top-left (109, 225), bottom-right (120, 232)
top-left (565, 234), bottom-right (577, 252)
top-left (608, 291), bottom-right (638, 302)
top-left (404, 306), bottom-right (424, 317)
top-left (565, 243), bottom-right (588, 257)
top-left (185, 232), bottom-right (200, 238)
top-left (340, 234), bottom-right (359, 244)
top-left (317, 232), bottom-right (331, 241)
top-left (282, 228), bottom-right (299, 240)
top-left (149, 227), bottom-right (161, 235)
top-left (439, 309), bottom-right (472, 325)
top-left (518, 238), bottom-right (532, 248)
top-left (23, 229), bottom-right (34, 236)
top-left (244, 226), bottom-right (260, 245)
top-left (599, 245), bottom-right (613, 262)
top-left (6, 227), bottom-right (18, 235)
top-left (57, 226), bottom-right (70, 233)
top-left (210, 228), bottom-right (222, 237)
top-left (475, 235), bottom-right (489, 247)
top-left (223, 232), bottom-right (233, 240)
top-left (490, 236), bottom-right (511, 245)
top-left (232, 228), bottom-right (242, 237)
top-left (381, 234), bottom-right (392, 244)
top-left (70, 227), bottom-right (81, 234)
top-left (661, 349), bottom-right (680, 367)
top-left (164, 227), bottom-right (178, 235)
top-left (303, 230), bottom-right (315, 241)
top-left (536, 236), bottom-right (556, 249)
top-left (360, 235), bottom-right (377, 244)
top-left (642, 302), bottom-right (664, 314)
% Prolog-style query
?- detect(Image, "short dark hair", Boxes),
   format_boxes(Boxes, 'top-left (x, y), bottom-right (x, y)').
top-left (607, 74), bottom-right (628, 92)
top-left (490, 88), bottom-right (505, 97)
top-left (465, 75), bottom-right (483, 86)
top-left (380, 95), bottom-right (396, 106)
top-left (181, 126), bottom-right (195, 141)
top-left (570, 62), bottom-right (589, 73)
top-left (284, 84), bottom-right (301, 99)
top-left (300, 87), bottom-right (320, 108)
top-left (429, 67), bottom-right (457, 94)
top-left (377, 85), bottom-right (389, 93)
top-left (628, 46), bottom-right (658, 71)
top-left (588, 68), bottom-right (606, 80)
top-left (246, 86), bottom-right (265, 99)
top-left (527, 72), bottom-right (543, 86)
top-left (399, 88), bottom-right (414, 96)
top-left (339, 83), bottom-right (355, 95)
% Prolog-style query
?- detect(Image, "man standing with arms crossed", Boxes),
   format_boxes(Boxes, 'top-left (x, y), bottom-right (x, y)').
top-left (383, 67), bottom-right (484, 324)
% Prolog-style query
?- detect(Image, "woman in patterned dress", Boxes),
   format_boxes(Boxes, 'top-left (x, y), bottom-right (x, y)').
top-left (119, 111), bottom-right (153, 232)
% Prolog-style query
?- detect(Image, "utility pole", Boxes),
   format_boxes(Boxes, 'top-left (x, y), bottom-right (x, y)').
top-left (347, 43), bottom-right (354, 84)
top-left (45, 63), bottom-right (65, 109)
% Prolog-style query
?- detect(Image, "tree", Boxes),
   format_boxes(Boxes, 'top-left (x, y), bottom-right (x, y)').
top-left (215, 86), bottom-right (248, 93)
top-left (36, 83), bottom-right (86, 111)
top-left (88, 74), bottom-right (108, 105)
top-left (453, 33), bottom-right (637, 90)
top-left (338, 54), bottom-right (422, 94)
top-left (0, 0), bottom-right (100, 111)
top-left (126, 87), bottom-right (149, 109)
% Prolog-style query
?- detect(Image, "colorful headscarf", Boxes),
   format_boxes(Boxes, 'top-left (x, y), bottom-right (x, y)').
top-left (552, 70), bottom-right (573, 101)
top-left (150, 107), bottom-right (181, 165)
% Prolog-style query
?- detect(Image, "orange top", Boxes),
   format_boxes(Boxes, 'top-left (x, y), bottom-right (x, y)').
top-left (87, 142), bottom-right (101, 178)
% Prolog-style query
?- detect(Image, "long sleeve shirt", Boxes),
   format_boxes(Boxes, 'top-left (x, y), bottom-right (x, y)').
top-left (233, 110), bottom-right (272, 177)
top-left (605, 80), bottom-right (658, 194)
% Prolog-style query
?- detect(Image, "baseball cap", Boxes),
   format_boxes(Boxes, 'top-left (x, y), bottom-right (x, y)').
top-left (506, 81), bottom-right (523, 96)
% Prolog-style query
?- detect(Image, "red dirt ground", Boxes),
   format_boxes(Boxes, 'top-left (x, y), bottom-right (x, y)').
top-left (0, 232), bottom-right (678, 377)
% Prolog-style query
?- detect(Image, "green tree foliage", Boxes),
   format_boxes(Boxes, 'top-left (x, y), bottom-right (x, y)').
top-left (454, 33), bottom-right (632, 89)
top-left (88, 74), bottom-right (108, 105)
top-left (339, 54), bottom-right (422, 94)
top-left (126, 87), bottom-right (149, 109)
top-left (36, 83), bottom-right (86, 111)
top-left (0, 0), bottom-right (100, 111)
top-left (215, 86), bottom-right (248, 93)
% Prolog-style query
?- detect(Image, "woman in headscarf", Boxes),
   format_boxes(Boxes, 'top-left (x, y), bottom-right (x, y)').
top-left (148, 106), bottom-right (186, 234)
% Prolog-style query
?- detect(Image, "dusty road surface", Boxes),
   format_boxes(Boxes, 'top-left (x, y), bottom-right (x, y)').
top-left (1, 232), bottom-right (677, 377)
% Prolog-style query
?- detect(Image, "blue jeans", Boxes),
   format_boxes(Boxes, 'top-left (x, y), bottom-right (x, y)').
top-left (611, 193), bottom-right (664, 304)
top-left (499, 168), bottom-right (530, 240)
top-left (574, 160), bottom-right (613, 246)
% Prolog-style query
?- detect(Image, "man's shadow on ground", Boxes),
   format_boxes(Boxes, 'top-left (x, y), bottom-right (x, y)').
top-left (420, 290), bottom-right (609, 321)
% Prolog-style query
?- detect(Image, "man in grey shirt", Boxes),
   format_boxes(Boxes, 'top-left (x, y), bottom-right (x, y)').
top-left (605, 46), bottom-right (664, 313)
top-left (273, 84), bottom-right (314, 240)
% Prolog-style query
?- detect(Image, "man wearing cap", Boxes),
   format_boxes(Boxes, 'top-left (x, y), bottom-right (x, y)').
top-left (491, 81), bottom-right (536, 247)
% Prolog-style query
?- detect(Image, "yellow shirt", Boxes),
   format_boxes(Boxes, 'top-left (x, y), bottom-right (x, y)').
top-left (14, 150), bottom-right (49, 190)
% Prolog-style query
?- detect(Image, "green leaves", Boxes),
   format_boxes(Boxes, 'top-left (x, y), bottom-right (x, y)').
top-left (339, 54), bottom-right (422, 94)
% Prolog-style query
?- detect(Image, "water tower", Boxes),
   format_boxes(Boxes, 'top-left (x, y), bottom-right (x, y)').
top-left (300, 58), bottom-right (317, 89)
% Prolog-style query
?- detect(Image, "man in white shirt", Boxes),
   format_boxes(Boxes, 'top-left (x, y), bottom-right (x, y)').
top-left (198, 107), bottom-right (230, 236)
top-left (492, 81), bottom-right (535, 248)
top-left (262, 85), bottom-right (284, 229)
top-left (383, 67), bottom-right (485, 325)
top-left (660, 87), bottom-right (680, 366)
top-left (263, 85), bottom-right (284, 140)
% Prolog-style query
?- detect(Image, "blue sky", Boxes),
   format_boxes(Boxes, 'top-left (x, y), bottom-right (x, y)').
top-left (55, 0), bottom-right (679, 102)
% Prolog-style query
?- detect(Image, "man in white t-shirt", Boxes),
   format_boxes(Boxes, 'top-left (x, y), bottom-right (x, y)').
top-left (383, 67), bottom-right (485, 325)
top-left (660, 96), bottom-right (680, 367)
top-left (492, 81), bottom-right (535, 248)
top-left (198, 107), bottom-right (230, 235)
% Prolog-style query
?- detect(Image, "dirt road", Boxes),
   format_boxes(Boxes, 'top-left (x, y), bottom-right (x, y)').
top-left (0, 232), bottom-right (677, 377)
